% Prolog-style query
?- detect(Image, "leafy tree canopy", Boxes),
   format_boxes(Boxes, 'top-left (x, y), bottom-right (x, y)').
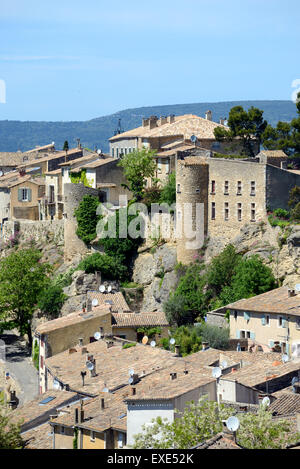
top-left (74, 194), bottom-right (101, 245)
top-left (0, 248), bottom-right (51, 345)
top-left (117, 148), bottom-right (157, 200)
top-left (0, 403), bottom-right (23, 449)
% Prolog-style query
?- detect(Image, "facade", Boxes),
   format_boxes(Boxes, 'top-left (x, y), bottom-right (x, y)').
top-left (175, 154), bottom-right (300, 264)
top-left (9, 176), bottom-right (45, 220)
top-left (227, 286), bottom-right (300, 358)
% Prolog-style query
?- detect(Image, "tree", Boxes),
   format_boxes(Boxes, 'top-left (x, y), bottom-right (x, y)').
top-left (131, 396), bottom-right (232, 449)
top-left (288, 185), bottom-right (300, 209)
top-left (0, 249), bottom-right (51, 346)
top-left (117, 148), bottom-right (157, 200)
top-left (214, 105), bottom-right (267, 157)
top-left (262, 92), bottom-right (300, 157)
top-left (74, 194), bottom-right (101, 245)
top-left (237, 405), bottom-right (300, 449)
top-left (37, 284), bottom-right (67, 319)
top-left (77, 252), bottom-right (128, 281)
top-left (159, 172), bottom-right (176, 206)
top-left (131, 398), bottom-right (300, 450)
top-left (206, 244), bottom-right (241, 297)
top-left (63, 140), bottom-right (69, 152)
top-left (0, 402), bottom-right (23, 449)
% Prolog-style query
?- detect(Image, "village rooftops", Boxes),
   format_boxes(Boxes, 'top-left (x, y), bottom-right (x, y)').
top-left (35, 304), bottom-right (111, 335)
top-left (45, 339), bottom-right (179, 396)
top-left (86, 291), bottom-right (131, 313)
top-left (16, 147), bottom-right (83, 169)
top-left (22, 422), bottom-right (54, 449)
top-left (109, 114), bottom-right (228, 142)
top-left (58, 153), bottom-right (101, 168)
top-left (51, 391), bottom-right (127, 433)
top-left (24, 143), bottom-right (56, 153)
top-left (10, 390), bottom-right (80, 433)
top-left (69, 157), bottom-right (115, 172)
top-left (227, 286), bottom-right (300, 317)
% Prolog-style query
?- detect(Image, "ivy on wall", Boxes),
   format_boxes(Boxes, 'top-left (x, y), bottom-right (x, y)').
top-left (70, 169), bottom-right (93, 188)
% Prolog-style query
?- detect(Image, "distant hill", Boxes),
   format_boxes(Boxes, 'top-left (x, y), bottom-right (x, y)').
top-left (0, 100), bottom-right (297, 153)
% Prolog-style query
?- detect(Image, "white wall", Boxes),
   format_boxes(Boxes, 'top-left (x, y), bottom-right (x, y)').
top-left (127, 401), bottom-right (174, 446)
top-left (0, 188), bottom-right (10, 224)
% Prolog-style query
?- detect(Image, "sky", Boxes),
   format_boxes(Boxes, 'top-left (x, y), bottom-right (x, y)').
top-left (0, 0), bottom-right (299, 121)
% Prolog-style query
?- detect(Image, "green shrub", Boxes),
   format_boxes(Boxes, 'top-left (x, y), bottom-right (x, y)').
top-left (74, 195), bottom-right (101, 245)
top-left (122, 342), bottom-right (136, 349)
top-left (37, 284), bottom-right (67, 319)
top-left (273, 208), bottom-right (290, 219)
top-left (78, 253), bottom-right (128, 280)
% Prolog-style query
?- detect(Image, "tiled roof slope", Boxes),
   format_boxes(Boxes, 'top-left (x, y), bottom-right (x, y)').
top-left (109, 114), bottom-right (228, 141)
top-left (111, 311), bottom-right (169, 327)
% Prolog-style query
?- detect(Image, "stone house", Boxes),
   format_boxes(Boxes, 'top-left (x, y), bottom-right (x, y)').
top-left (175, 154), bottom-right (300, 264)
top-left (109, 112), bottom-right (249, 185)
top-left (227, 286), bottom-right (300, 358)
top-left (9, 175), bottom-right (45, 221)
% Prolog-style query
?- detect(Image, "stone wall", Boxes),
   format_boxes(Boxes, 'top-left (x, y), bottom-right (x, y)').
top-left (2, 219), bottom-right (64, 245)
top-left (266, 165), bottom-right (300, 211)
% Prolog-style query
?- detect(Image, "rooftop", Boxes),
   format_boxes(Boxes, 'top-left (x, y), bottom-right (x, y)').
top-left (111, 311), bottom-right (169, 328)
top-left (22, 422), bottom-right (53, 449)
top-left (35, 304), bottom-right (111, 335)
top-left (227, 286), bottom-right (300, 317)
top-left (269, 392), bottom-right (300, 416)
top-left (87, 291), bottom-right (131, 313)
top-left (259, 150), bottom-right (288, 158)
top-left (109, 114), bottom-right (228, 142)
top-left (45, 339), bottom-right (179, 396)
top-left (16, 147), bottom-right (83, 168)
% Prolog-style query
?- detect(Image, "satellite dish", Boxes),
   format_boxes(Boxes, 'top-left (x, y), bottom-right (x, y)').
top-left (142, 336), bottom-right (149, 345)
top-left (0, 171), bottom-right (3, 177)
top-left (99, 285), bottom-right (106, 293)
top-left (92, 298), bottom-right (99, 307)
top-left (150, 341), bottom-right (156, 348)
top-left (129, 369), bottom-right (135, 376)
top-left (221, 360), bottom-right (228, 369)
top-left (190, 134), bottom-right (197, 144)
top-left (295, 284), bottom-right (300, 292)
top-left (53, 379), bottom-right (60, 390)
top-left (292, 376), bottom-right (299, 386)
top-left (97, 149), bottom-right (102, 154)
top-left (86, 361), bottom-right (94, 371)
top-left (226, 416), bottom-right (240, 432)
top-left (128, 377), bottom-right (134, 385)
top-left (282, 354), bottom-right (289, 363)
top-left (94, 331), bottom-right (101, 341)
top-left (261, 396), bottom-right (270, 407)
top-left (102, 387), bottom-right (109, 393)
top-left (107, 285), bottom-right (112, 293)
top-left (212, 367), bottom-right (222, 379)
top-left (169, 338), bottom-right (176, 345)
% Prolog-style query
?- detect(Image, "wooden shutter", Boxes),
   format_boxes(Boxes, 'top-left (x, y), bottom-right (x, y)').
top-left (18, 188), bottom-right (22, 201)
top-left (27, 188), bottom-right (32, 202)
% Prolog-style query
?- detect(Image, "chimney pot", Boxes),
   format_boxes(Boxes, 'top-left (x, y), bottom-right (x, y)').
top-left (170, 372), bottom-right (177, 380)
top-left (131, 387), bottom-right (136, 396)
top-left (175, 345), bottom-right (181, 357)
top-left (101, 398), bottom-right (105, 409)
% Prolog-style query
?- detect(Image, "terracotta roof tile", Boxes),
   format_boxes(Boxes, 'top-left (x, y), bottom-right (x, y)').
top-left (111, 311), bottom-right (169, 328)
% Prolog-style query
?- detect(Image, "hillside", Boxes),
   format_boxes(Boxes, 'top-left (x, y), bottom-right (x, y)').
top-left (0, 100), bottom-right (297, 153)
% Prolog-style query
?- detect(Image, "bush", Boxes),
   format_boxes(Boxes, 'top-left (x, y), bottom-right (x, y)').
top-left (273, 208), bottom-right (290, 219)
top-left (195, 323), bottom-right (229, 350)
top-left (37, 284), bottom-right (67, 319)
top-left (122, 342), bottom-right (136, 349)
top-left (291, 202), bottom-right (300, 221)
top-left (77, 253), bottom-right (128, 280)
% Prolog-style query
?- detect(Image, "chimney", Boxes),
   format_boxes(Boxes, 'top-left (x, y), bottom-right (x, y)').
top-left (149, 116), bottom-right (158, 129)
top-left (175, 345), bottom-right (181, 357)
top-left (205, 110), bottom-right (212, 121)
top-left (79, 401), bottom-right (84, 423)
top-left (288, 289), bottom-right (296, 297)
top-left (78, 338), bottom-right (83, 347)
top-left (74, 408), bottom-right (79, 424)
top-left (81, 347), bottom-right (88, 355)
top-left (219, 117), bottom-right (225, 125)
top-left (142, 118), bottom-right (150, 128)
top-left (131, 387), bottom-right (136, 396)
top-left (167, 114), bottom-right (175, 124)
top-left (86, 298), bottom-right (92, 312)
top-left (170, 372), bottom-right (177, 380)
top-left (158, 116), bottom-right (168, 126)
top-left (65, 384), bottom-right (70, 391)
top-left (202, 342), bottom-right (209, 351)
top-left (101, 398), bottom-right (105, 409)
top-left (80, 370), bottom-right (86, 386)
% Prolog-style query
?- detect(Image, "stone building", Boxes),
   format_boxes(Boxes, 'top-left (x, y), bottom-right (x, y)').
top-left (175, 153), bottom-right (300, 264)
top-left (109, 113), bottom-right (249, 185)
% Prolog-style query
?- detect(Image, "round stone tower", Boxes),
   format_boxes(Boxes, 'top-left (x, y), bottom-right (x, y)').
top-left (175, 157), bottom-right (209, 265)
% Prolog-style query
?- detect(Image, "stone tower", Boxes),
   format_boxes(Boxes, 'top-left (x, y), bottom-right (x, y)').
top-left (175, 157), bottom-right (209, 264)
top-left (63, 183), bottom-right (100, 262)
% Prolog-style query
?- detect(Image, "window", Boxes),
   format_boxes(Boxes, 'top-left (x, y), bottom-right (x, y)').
top-left (112, 148), bottom-right (115, 157)
top-left (177, 184), bottom-right (181, 193)
top-left (250, 181), bottom-right (256, 195)
top-left (278, 316), bottom-right (286, 328)
top-left (237, 181), bottom-right (242, 195)
top-left (237, 203), bottom-right (242, 221)
top-left (116, 148), bottom-right (119, 158)
top-left (211, 180), bottom-right (216, 194)
top-left (224, 181), bottom-right (229, 195)
top-left (118, 432), bottom-right (124, 449)
top-left (251, 203), bottom-right (256, 221)
top-left (240, 330), bottom-right (251, 339)
top-left (224, 202), bottom-right (229, 220)
top-left (211, 202), bottom-right (216, 220)
top-left (22, 188), bottom-right (29, 201)
top-left (61, 426), bottom-right (65, 434)
top-left (157, 158), bottom-right (162, 173)
top-left (234, 310), bottom-right (238, 320)
top-left (90, 431), bottom-right (95, 441)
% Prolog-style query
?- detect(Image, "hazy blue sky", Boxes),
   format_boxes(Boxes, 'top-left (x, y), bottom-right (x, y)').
top-left (0, 0), bottom-right (299, 121)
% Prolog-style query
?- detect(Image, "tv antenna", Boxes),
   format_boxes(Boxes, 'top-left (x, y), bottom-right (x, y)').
top-left (102, 387), bottom-right (109, 393)
top-left (226, 416), bottom-right (240, 432)
top-left (114, 118), bottom-right (123, 136)
top-left (190, 134), bottom-right (198, 145)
